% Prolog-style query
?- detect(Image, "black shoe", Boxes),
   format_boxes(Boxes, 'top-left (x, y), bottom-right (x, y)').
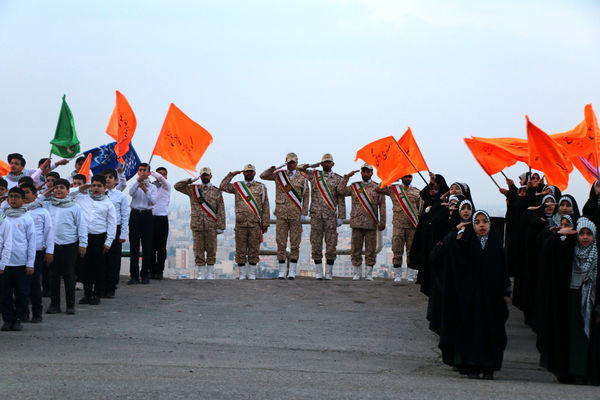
top-left (31, 315), bottom-right (43, 323)
top-left (103, 290), bottom-right (115, 298)
top-left (316, 277), bottom-right (323, 281)
top-left (46, 305), bottom-right (61, 314)
top-left (155, 273), bottom-right (163, 280)
top-left (1, 322), bottom-right (12, 331)
top-left (65, 307), bottom-right (76, 315)
top-left (467, 372), bottom-right (482, 379)
top-left (11, 321), bottom-right (23, 331)
top-left (42, 289), bottom-right (51, 298)
top-left (141, 277), bottom-right (150, 284)
top-left (482, 372), bottom-right (494, 380)
top-left (287, 276), bottom-right (295, 280)
top-left (277, 277), bottom-right (286, 280)
top-left (127, 278), bottom-right (139, 285)
top-left (78, 296), bottom-right (90, 305)
top-left (22, 315), bottom-right (30, 322)
top-left (89, 296), bottom-right (101, 305)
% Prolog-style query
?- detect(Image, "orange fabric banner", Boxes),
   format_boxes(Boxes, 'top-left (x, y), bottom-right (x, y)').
top-left (106, 90), bottom-right (137, 163)
top-left (527, 116), bottom-right (572, 190)
top-left (397, 127), bottom-right (429, 173)
top-left (584, 104), bottom-right (600, 169)
top-left (464, 137), bottom-right (520, 175)
top-left (571, 152), bottom-right (597, 184)
top-left (355, 136), bottom-right (406, 187)
top-left (152, 103), bottom-right (213, 173)
top-left (0, 160), bottom-right (9, 176)
top-left (78, 153), bottom-right (92, 182)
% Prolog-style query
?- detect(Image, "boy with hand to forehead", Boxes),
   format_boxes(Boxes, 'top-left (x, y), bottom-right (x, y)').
top-left (1, 187), bottom-right (36, 331)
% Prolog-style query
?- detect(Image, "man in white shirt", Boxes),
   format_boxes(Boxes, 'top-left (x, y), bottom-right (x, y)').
top-left (76, 175), bottom-right (117, 305)
top-left (150, 167), bottom-right (171, 280)
top-left (102, 168), bottom-right (130, 298)
top-left (1, 187), bottom-right (36, 331)
top-left (128, 163), bottom-right (156, 284)
top-left (44, 178), bottom-right (87, 315)
top-left (22, 183), bottom-right (54, 323)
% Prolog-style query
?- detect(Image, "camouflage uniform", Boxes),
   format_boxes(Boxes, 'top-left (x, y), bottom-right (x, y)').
top-left (338, 176), bottom-right (386, 267)
top-left (220, 173), bottom-right (270, 265)
top-left (259, 168), bottom-right (309, 262)
top-left (174, 179), bottom-right (226, 266)
top-left (378, 184), bottom-right (422, 266)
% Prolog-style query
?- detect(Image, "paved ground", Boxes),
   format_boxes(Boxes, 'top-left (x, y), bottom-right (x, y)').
top-left (0, 278), bottom-right (597, 399)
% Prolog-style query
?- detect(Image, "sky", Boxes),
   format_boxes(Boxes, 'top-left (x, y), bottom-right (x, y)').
top-left (1, 0), bottom-right (599, 210)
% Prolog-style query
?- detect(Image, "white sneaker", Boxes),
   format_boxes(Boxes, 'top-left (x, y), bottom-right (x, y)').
top-left (197, 266), bottom-right (206, 280)
top-left (325, 264), bottom-right (333, 280)
top-left (238, 265), bottom-right (247, 280)
top-left (352, 266), bottom-right (361, 281)
top-left (315, 263), bottom-right (323, 280)
top-left (288, 262), bottom-right (297, 279)
top-left (394, 267), bottom-right (402, 282)
top-left (207, 265), bottom-right (215, 280)
top-left (278, 265), bottom-right (287, 279)
top-left (248, 264), bottom-right (257, 280)
top-left (365, 266), bottom-right (373, 281)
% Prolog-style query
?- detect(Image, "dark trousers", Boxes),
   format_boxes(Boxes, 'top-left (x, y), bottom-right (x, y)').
top-left (50, 242), bottom-right (78, 309)
top-left (2, 266), bottom-right (29, 323)
top-left (41, 253), bottom-right (51, 295)
top-left (129, 210), bottom-right (153, 280)
top-left (29, 251), bottom-right (44, 318)
top-left (105, 225), bottom-right (122, 292)
top-left (83, 233), bottom-right (107, 298)
top-left (151, 216), bottom-right (169, 274)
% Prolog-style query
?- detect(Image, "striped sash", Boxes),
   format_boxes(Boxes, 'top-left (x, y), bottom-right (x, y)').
top-left (192, 185), bottom-right (217, 222)
top-left (392, 184), bottom-right (419, 228)
top-left (234, 181), bottom-right (262, 223)
top-left (314, 170), bottom-right (336, 212)
top-left (352, 182), bottom-right (378, 224)
top-left (275, 170), bottom-right (302, 210)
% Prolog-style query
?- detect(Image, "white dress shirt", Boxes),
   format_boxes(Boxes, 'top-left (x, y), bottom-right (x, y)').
top-left (150, 171), bottom-right (171, 216)
top-left (129, 179), bottom-right (157, 210)
top-left (4, 212), bottom-right (36, 268)
top-left (77, 193), bottom-right (118, 247)
top-left (27, 206), bottom-right (55, 254)
top-left (116, 171), bottom-right (127, 192)
top-left (44, 203), bottom-right (88, 248)
top-left (107, 188), bottom-right (130, 240)
top-left (0, 219), bottom-right (13, 270)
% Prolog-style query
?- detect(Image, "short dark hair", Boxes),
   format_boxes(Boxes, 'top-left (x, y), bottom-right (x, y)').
top-left (73, 174), bottom-right (86, 183)
top-left (47, 171), bottom-right (60, 180)
top-left (7, 153), bottom-right (25, 167)
top-left (54, 178), bottom-right (70, 189)
top-left (20, 182), bottom-right (37, 194)
top-left (102, 168), bottom-right (117, 179)
top-left (8, 186), bottom-right (25, 198)
top-left (91, 175), bottom-right (106, 186)
top-left (38, 158), bottom-right (49, 167)
top-left (18, 176), bottom-right (34, 186)
top-left (139, 163), bottom-right (149, 169)
top-left (76, 156), bottom-right (86, 164)
top-left (0, 177), bottom-right (7, 189)
top-left (156, 167), bottom-right (167, 174)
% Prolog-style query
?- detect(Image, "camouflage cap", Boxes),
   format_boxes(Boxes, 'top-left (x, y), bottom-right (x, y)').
top-left (243, 164), bottom-right (256, 172)
top-left (361, 163), bottom-right (373, 171)
top-left (285, 152), bottom-right (298, 163)
top-left (321, 153), bottom-right (334, 162)
top-left (199, 167), bottom-right (212, 175)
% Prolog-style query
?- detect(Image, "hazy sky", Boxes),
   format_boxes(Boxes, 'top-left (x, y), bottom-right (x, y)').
top-left (1, 0), bottom-right (599, 209)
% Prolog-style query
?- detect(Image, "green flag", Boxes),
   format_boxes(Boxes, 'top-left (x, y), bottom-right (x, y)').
top-left (50, 95), bottom-right (80, 158)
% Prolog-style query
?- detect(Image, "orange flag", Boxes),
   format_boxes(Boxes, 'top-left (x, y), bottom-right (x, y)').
top-left (78, 153), bottom-right (92, 182)
top-left (397, 127), bottom-right (429, 173)
top-left (464, 137), bottom-right (520, 176)
top-left (584, 104), bottom-right (600, 172)
top-left (152, 103), bottom-right (213, 173)
top-left (106, 90), bottom-right (137, 163)
top-left (527, 116), bottom-right (572, 190)
top-left (571, 152), bottom-right (598, 184)
top-left (0, 160), bottom-right (9, 176)
top-left (550, 120), bottom-right (590, 158)
top-left (355, 136), bottom-right (406, 187)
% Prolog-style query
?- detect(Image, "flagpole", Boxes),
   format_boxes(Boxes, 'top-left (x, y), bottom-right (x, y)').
top-left (396, 144), bottom-right (428, 185)
top-left (499, 171), bottom-right (509, 180)
top-left (488, 174), bottom-right (501, 189)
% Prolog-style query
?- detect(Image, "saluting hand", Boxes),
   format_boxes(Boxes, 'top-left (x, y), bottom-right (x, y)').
top-left (346, 170), bottom-right (360, 177)
top-left (231, 170), bottom-right (242, 175)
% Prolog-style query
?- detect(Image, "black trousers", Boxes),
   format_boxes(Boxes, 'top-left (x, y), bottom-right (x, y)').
top-left (41, 251), bottom-right (51, 295)
top-left (83, 233), bottom-right (107, 298)
top-left (2, 266), bottom-right (29, 323)
top-left (29, 251), bottom-right (44, 317)
top-left (129, 210), bottom-right (153, 280)
top-left (50, 242), bottom-right (78, 309)
top-left (151, 216), bottom-right (169, 274)
top-left (105, 225), bottom-right (122, 292)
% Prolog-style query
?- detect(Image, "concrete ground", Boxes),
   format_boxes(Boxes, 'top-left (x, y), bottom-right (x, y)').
top-left (0, 278), bottom-right (597, 400)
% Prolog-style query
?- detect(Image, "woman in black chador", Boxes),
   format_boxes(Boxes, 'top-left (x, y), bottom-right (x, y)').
top-left (439, 210), bottom-right (511, 380)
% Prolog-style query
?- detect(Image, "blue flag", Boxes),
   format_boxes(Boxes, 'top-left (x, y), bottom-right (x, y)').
top-left (82, 142), bottom-right (141, 180)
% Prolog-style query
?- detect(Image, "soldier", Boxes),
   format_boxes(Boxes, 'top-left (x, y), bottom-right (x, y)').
top-left (260, 153), bottom-right (309, 280)
top-left (220, 164), bottom-right (270, 280)
top-left (377, 174), bottom-right (422, 282)
top-left (299, 153), bottom-right (345, 280)
top-left (338, 164), bottom-right (386, 281)
top-left (175, 167), bottom-right (226, 280)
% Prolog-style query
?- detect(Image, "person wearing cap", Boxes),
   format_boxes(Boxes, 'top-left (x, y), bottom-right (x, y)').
top-left (175, 167), bottom-right (226, 280)
top-left (299, 153), bottom-right (346, 280)
top-left (377, 174), bottom-right (422, 282)
top-left (221, 164), bottom-right (270, 280)
top-left (261, 153), bottom-right (309, 279)
top-left (338, 164), bottom-right (386, 281)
